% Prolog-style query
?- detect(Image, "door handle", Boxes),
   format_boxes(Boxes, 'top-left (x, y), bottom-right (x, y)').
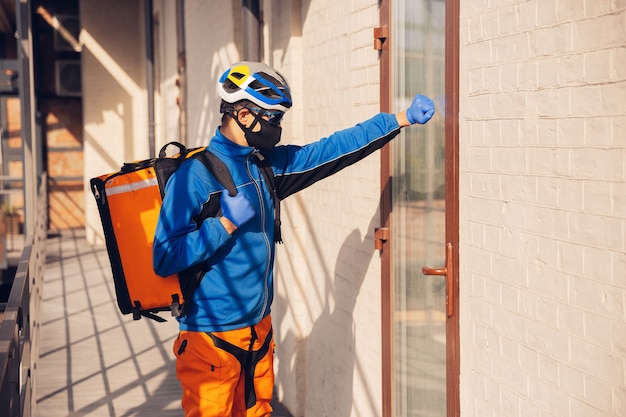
top-left (421, 242), bottom-right (454, 318)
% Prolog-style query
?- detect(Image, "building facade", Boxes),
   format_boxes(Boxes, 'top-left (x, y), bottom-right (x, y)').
top-left (79, 1), bottom-right (625, 416)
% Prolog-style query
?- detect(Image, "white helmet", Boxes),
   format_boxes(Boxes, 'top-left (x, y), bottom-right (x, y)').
top-left (217, 61), bottom-right (292, 112)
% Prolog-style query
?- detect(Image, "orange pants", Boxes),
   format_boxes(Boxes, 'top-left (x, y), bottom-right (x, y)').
top-left (173, 315), bottom-right (275, 417)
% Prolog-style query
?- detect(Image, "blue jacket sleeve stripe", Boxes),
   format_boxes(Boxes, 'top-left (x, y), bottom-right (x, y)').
top-left (272, 113), bottom-right (401, 199)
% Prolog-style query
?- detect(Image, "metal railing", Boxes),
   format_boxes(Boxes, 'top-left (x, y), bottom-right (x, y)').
top-left (0, 173), bottom-right (48, 417)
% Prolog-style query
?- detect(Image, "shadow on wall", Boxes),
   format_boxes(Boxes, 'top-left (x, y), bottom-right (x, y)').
top-left (305, 218), bottom-right (377, 417)
top-left (274, 201), bottom-right (384, 417)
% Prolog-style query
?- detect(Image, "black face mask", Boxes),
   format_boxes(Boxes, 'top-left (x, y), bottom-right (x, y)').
top-left (234, 110), bottom-right (282, 151)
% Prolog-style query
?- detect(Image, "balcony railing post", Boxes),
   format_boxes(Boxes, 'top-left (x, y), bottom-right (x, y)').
top-left (0, 172), bottom-right (47, 417)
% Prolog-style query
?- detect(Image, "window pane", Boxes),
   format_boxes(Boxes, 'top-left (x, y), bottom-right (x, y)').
top-left (391, 1), bottom-right (447, 416)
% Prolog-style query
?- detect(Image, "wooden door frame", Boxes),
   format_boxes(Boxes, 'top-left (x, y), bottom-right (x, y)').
top-left (378, 0), bottom-right (460, 416)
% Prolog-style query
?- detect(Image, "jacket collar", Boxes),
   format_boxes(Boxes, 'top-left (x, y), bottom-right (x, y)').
top-left (207, 127), bottom-right (254, 161)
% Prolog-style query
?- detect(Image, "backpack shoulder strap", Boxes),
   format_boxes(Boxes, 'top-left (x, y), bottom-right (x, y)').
top-left (252, 151), bottom-right (282, 243)
top-left (154, 142), bottom-right (192, 198)
top-left (176, 150), bottom-right (238, 317)
top-left (191, 150), bottom-right (238, 197)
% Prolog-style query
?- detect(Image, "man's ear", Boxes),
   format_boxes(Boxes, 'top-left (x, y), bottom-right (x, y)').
top-left (236, 108), bottom-right (252, 127)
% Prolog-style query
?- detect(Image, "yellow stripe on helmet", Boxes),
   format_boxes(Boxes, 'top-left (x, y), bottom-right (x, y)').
top-left (227, 64), bottom-right (251, 87)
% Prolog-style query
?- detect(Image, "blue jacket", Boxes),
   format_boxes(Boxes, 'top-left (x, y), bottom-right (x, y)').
top-left (153, 113), bottom-right (401, 332)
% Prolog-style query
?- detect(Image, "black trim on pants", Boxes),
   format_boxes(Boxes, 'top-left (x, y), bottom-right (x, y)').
top-left (206, 327), bottom-right (273, 409)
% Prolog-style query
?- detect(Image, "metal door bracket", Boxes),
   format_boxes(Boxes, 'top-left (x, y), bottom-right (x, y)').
top-left (373, 26), bottom-right (389, 50)
top-left (374, 227), bottom-right (390, 250)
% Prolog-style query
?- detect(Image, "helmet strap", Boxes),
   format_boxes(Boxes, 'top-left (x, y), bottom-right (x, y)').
top-left (231, 109), bottom-right (281, 150)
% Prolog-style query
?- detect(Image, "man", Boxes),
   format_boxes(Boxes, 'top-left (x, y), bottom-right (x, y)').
top-left (153, 61), bottom-right (434, 417)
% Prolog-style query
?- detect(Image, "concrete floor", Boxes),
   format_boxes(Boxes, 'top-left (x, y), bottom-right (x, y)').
top-left (34, 229), bottom-right (293, 417)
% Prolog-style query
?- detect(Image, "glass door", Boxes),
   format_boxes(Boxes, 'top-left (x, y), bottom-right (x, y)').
top-left (386, 0), bottom-right (458, 416)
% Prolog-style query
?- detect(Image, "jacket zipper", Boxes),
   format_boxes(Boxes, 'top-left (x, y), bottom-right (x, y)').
top-left (247, 152), bottom-right (272, 322)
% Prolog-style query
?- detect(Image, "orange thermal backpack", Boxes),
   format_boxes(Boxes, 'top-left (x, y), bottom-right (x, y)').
top-left (90, 142), bottom-right (237, 322)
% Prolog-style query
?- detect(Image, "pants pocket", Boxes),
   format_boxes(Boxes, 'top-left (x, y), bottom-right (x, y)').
top-left (174, 332), bottom-right (224, 406)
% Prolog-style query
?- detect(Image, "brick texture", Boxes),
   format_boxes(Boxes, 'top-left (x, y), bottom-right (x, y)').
top-left (460, 1), bottom-right (626, 416)
top-left (265, 2), bottom-right (383, 416)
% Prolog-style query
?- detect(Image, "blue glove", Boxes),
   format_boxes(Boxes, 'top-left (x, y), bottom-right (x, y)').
top-left (406, 94), bottom-right (435, 125)
top-left (220, 191), bottom-right (255, 228)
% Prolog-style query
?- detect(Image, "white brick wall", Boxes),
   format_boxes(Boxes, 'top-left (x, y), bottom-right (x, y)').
top-left (460, 1), bottom-right (626, 416)
top-left (267, 1), bottom-right (383, 416)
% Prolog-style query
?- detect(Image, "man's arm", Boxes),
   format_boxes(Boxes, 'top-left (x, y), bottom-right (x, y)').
top-left (269, 94), bottom-right (434, 200)
top-left (396, 110), bottom-right (411, 128)
top-left (153, 161), bottom-right (233, 277)
top-left (270, 113), bottom-right (402, 199)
